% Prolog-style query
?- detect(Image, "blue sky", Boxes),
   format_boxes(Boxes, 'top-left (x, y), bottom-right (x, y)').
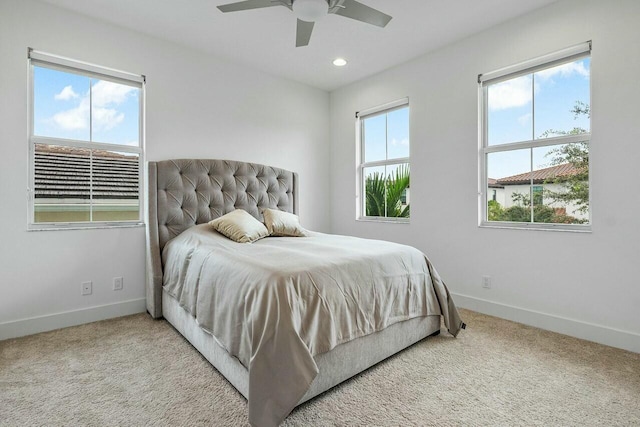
top-left (363, 106), bottom-right (410, 162)
top-left (487, 58), bottom-right (590, 179)
top-left (33, 66), bottom-right (140, 147)
top-left (34, 59), bottom-right (586, 180)
top-left (363, 106), bottom-right (409, 179)
top-left (362, 58), bottom-right (589, 183)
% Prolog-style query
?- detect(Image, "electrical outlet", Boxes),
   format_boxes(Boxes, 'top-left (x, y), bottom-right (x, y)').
top-left (81, 281), bottom-right (92, 296)
top-left (113, 276), bottom-right (123, 291)
top-left (482, 276), bottom-right (492, 289)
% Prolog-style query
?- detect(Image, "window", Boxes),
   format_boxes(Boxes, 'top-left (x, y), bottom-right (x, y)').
top-left (357, 98), bottom-right (410, 221)
top-left (532, 185), bottom-right (543, 206)
top-left (28, 50), bottom-right (144, 229)
top-left (479, 42), bottom-right (591, 230)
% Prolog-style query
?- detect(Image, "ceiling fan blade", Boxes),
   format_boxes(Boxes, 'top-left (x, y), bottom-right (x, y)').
top-left (217, 0), bottom-right (281, 13)
top-left (331, 0), bottom-right (392, 27)
top-left (296, 19), bottom-right (315, 47)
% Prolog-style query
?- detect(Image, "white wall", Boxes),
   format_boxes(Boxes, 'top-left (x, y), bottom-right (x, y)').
top-left (330, 0), bottom-right (640, 352)
top-left (0, 0), bottom-right (330, 338)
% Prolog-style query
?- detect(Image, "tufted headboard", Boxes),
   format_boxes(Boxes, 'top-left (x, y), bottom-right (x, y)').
top-left (145, 159), bottom-right (298, 318)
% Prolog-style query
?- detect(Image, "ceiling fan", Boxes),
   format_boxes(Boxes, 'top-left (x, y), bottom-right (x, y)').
top-left (217, 0), bottom-right (392, 47)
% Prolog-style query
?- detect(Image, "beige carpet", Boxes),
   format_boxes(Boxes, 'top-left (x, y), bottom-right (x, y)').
top-left (1, 309), bottom-right (639, 426)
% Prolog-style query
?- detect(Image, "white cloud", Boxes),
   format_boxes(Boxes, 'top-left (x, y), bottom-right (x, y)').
top-left (535, 61), bottom-right (590, 81)
top-left (91, 80), bottom-right (137, 107)
top-left (391, 138), bottom-right (409, 146)
top-left (52, 98), bottom-right (89, 131)
top-left (54, 85), bottom-right (79, 101)
top-left (92, 106), bottom-right (125, 131)
top-left (517, 113), bottom-right (532, 127)
top-left (49, 80), bottom-right (136, 132)
top-left (488, 75), bottom-right (532, 111)
top-left (487, 60), bottom-right (588, 112)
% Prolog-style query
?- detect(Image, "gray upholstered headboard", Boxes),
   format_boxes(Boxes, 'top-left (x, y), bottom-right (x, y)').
top-left (145, 159), bottom-right (299, 318)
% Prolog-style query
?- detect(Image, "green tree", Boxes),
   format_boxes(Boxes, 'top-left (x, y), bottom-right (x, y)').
top-left (540, 101), bottom-right (590, 217)
top-left (365, 165), bottom-right (410, 218)
top-left (501, 192), bottom-right (555, 222)
top-left (487, 200), bottom-right (504, 221)
top-left (496, 191), bottom-right (580, 224)
top-left (488, 102), bottom-right (589, 225)
top-left (365, 172), bottom-right (386, 217)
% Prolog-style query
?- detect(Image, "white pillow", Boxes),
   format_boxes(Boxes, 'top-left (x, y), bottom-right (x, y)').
top-left (262, 208), bottom-right (308, 237)
top-left (209, 209), bottom-right (269, 243)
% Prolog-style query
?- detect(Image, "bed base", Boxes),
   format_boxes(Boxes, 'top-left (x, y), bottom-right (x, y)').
top-left (147, 159), bottom-right (447, 423)
top-left (162, 290), bottom-right (441, 405)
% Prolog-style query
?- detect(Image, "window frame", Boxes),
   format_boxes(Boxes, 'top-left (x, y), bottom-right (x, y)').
top-left (356, 98), bottom-right (410, 223)
top-left (478, 42), bottom-right (592, 232)
top-left (27, 49), bottom-right (146, 231)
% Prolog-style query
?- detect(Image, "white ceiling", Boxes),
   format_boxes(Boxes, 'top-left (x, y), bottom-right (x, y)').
top-left (40, 0), bottom-right (559, 91)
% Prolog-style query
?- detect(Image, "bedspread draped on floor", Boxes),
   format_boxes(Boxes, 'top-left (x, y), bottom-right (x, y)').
top-left (162, 224), bottom-right (463, 427)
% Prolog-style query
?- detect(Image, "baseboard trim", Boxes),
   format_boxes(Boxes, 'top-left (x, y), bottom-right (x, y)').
top-left (0, 298), bottom-right (147, 341)
top-left (3, 294), bottom-right (638, 353)
top-left (452, 293), bottom-right (640, 354)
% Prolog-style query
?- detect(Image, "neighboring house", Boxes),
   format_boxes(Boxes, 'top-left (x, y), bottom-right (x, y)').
top-left (487, 178), bottom-right (506, 206)
top-left (34, 145), bottom-right (140, 223)
top-left (490, 163), bottom-right (586, 220)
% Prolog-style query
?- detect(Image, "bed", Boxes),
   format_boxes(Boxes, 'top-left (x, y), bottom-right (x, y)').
top-left (146, 159), bottom-right (464, 427)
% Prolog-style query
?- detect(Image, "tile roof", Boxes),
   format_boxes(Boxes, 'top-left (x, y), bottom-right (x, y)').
top-left (34, 145), bottom-right (139, 199)
top-left (487, 177), bottom-right (504, 188)
top-left (496, 163), bottom-right (578, 185)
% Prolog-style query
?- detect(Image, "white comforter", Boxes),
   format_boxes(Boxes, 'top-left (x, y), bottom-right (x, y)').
top-left (162, 224), bottom-right (463, 427)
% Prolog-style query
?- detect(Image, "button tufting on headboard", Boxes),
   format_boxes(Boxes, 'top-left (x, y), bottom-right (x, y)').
top-left (153, 159), bottom-right (296, 252)
top-left (146, 159), bottom-right (298, 319)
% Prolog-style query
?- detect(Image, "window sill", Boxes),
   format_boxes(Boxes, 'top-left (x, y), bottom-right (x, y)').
top-left (357, 217), bottom-right (410, 224)
top-left (27, 222), bottom-right (145, 232)
top-left (479, 221), bottom-right (591, 233)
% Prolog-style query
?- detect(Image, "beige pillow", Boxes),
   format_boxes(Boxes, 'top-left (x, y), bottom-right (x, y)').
top-left (263, 208), bottom-right (308, 237)
top-left (209, 209), bottom-right (269, 243)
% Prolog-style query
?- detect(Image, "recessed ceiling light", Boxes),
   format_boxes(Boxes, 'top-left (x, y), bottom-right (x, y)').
top-left (333, 58), bottom-right (347, 67)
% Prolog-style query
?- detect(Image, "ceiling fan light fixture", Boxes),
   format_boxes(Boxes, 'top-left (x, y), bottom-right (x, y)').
top-left (292, 0), bottom-right (328, 22)
top-left (217, 0), bottom-right (392, 47)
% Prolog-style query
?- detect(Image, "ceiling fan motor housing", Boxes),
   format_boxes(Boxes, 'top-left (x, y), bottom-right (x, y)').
top-left (292, 0), bottom-right (328, 22)
top-left (217, 0), bottom-right (392, 47)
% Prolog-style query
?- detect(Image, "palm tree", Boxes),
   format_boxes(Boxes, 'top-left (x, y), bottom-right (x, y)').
top-left (365, 165), bottom-right (410, 218)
